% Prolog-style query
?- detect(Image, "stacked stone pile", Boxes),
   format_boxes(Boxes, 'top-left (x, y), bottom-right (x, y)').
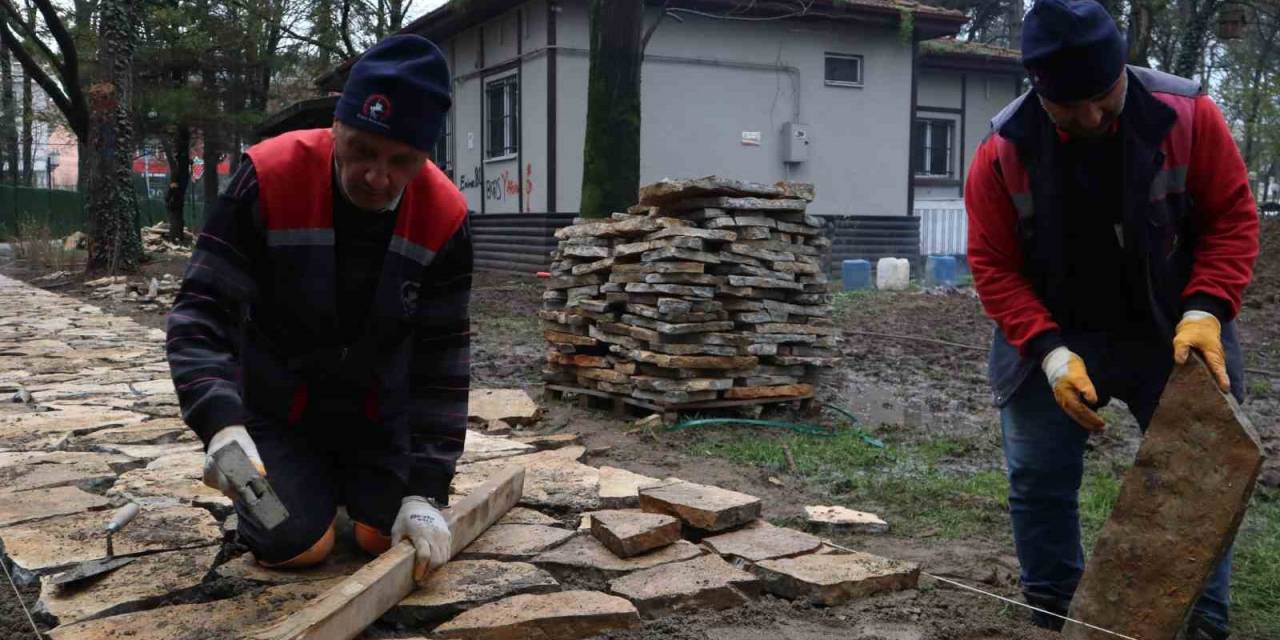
top-left (541, 177), bottom-right (838, 408)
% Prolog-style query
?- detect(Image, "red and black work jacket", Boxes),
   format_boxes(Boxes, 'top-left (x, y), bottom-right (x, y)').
top-left (166, 128), bottom-right (472, 501)
top-left (965, 66), bottom-right (1258, 405)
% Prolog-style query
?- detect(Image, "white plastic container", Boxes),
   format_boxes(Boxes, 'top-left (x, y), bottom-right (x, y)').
top-left (876, 257), bottom-right (911, 291)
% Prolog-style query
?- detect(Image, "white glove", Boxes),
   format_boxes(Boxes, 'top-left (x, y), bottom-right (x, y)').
top-left (392, 496), bottom-right (452, 586)
top-left (202, 425), bottom-right (266, 499)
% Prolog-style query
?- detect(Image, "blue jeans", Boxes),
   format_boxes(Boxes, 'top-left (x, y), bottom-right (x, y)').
top-left (1001, 336), bottom-right (1237, 631)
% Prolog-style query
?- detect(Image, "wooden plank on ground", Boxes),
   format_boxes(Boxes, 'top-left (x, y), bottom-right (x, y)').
top-left (1063, 357), bottom-right (1264, 640)
top-left (251, 465), bottom-right (525, 640)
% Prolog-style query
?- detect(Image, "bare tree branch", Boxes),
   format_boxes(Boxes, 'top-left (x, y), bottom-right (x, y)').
top-left (641, 0), bottom-right (672, 52)
top-left (0, 14), bottom-right (80, 135)
top-left (0, 0), bottom-right (59, 71)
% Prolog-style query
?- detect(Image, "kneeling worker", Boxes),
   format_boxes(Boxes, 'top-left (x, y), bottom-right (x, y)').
top-left (166, 34), bottom-right (472, 585)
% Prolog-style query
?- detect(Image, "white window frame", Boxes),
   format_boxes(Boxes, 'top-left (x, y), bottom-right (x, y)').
top-left (434, 111), bottom-right (453, 178)
top-left (485, 75), bottom-right (519, 162)
top-left (914, 118), bottom-right (956, 178)
top-left (824, 53), bottom-right (864, 88)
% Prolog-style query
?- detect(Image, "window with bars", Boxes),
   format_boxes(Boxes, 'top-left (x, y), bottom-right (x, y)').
top-left (433, 114), bottom-right (453, 179)
top-left (486, 76), bottom-right (519, 160)
top-left (913, 118), bottom-right (955, 178)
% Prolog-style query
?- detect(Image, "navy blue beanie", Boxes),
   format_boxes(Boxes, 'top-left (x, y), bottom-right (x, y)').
top-left (335, 34), bottom-right (452, 153)
top-left (1021, 0), bottom-right (1126, 102)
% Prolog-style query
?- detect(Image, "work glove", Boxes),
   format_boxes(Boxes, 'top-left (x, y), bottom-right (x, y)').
top-left (392, 496), bottom-right (452, 586)
top-left (1173, 311), bottom-right (1230, 392)
top-left (1042, 347), bottom-right (1105, 432)
top-left (202, 425), bottom-right (266, 499)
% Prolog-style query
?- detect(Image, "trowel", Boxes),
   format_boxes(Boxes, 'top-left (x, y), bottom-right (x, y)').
top-left (48, 502), bottom-right (141, 587)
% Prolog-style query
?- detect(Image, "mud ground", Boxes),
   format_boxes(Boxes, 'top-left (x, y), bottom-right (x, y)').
top-left (3, 219), bottom-right (1279, 639)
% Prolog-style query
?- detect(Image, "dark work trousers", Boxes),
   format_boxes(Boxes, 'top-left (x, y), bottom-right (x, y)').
top-left (1000, 326), bottom-right (1244, 633)
top-left (234, 404), bottom-right (409, 564)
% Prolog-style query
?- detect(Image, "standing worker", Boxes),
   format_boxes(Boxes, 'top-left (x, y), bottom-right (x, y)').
top-left (965, 1), bottom-right (1258, 637)
top-left (166, 34), bottom-right (471, 586)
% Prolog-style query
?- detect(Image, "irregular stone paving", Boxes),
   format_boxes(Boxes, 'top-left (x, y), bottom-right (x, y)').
top-left (0, 274), bottom-right (920, 639)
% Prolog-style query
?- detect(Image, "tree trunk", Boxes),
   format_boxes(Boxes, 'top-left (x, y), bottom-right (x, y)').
top-left (85, 0), bottom-right (143, 274)
top-left (1007, 0), bottom-right (1024, 52)
top-left (164, 123), bottom-right (191, 242)
top-left (202, 129), bottom-right (219, 208)
top-left (579, 0), bottom-right (643, 219)
top-left (1, 49), bottom-right (17, 185)
top-left (21, 55), bottom-right (32, 185)
top-left (1127, 0), bottom-right (1155, 66)
top-left (1173, 0), bottom-right (1219, 78)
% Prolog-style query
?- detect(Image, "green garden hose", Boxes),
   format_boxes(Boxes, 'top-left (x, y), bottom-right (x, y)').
top-left (666, 401), bottom-right (885, 449)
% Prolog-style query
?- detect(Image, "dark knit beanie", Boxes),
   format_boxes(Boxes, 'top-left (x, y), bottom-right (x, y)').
top-left (1022, 0), bottom-right (1126, 102)
top-left (334, 34), bottom-right (452, 153)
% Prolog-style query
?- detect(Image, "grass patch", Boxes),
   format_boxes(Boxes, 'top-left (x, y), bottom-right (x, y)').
top-left (693, 428), bottom-right (1010, 538)
top-left (11, 218), bottom-right (78, 270)
top-left (1234, 491), bottom-right (1280, 636)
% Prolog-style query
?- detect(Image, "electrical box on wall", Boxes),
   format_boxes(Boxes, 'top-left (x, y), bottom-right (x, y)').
top-left (782, 122), bottom-right (810, 163)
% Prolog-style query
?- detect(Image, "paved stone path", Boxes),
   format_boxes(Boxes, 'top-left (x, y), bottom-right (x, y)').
top-left (0, 274), bottom-right (918, 639)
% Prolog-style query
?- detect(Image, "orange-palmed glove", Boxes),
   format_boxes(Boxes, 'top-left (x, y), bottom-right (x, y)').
top-left (1042, 347), bottom-right (1106, 432)
top-left (1173, 311), bottom-right (1230, 392)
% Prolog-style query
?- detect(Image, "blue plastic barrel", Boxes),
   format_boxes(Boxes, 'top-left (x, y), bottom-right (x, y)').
top-left (925, 255), bottom-right (958, 287)
top-left (842, 259), bottom-right (872, 291)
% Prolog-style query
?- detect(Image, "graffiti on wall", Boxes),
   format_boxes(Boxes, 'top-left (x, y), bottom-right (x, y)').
top-left (456, 163), bottom-right (536, 210)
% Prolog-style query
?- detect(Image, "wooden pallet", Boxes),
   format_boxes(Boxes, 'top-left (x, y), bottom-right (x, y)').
top-left (545, 383), bottom-right (815, 425)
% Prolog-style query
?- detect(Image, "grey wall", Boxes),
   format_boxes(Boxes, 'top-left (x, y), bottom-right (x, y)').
top-left (913, 67), bottom-right (1020, 201)
top-left (440, 0), bottom-right (948, 217)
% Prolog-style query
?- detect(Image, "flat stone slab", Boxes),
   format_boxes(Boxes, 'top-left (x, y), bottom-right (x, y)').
top-left (47, 578), bottom-right (340, 640)
top-left (0, 486), bottom-right (111, 527)
top-left (597, 466), bottom-right (664, 509)
top-left (0, 451), bottom-right (135, 495)
top-left (470, 388), bottom-right (542, 425)
top-left (511, 433), bottom-right (581, 450)
top-left (533, 534), bottom-right (704, 576)
top-left (753, 552), bottom-right (920, 606)
top-left (90, 441), bottom-right (202, 461)
top-left (608, 553), bottom-right (760, 617)
top-left (455, 448), bottom-right (600, 512)
top-left (73, 419), bottom-right (194, 447)
top-left (433, 590), bottom-right (641, 640)
top-left (388, 560), bottom-right (559, 626)
top-left (497, 507), bottom-right (559, 526)
top-left (459, 524), bottom-right (576, 560)
top-left (106, 452), bottom-right (231, 511)
top-left (38, 545), bottom-right (219, 625)
top-left (458, 430), bottom-right (536, 464)
top-left (590, 510), bottom-right (681, 558)
top-left (215, 550), bottom-right (368, 585)
top-left (804, 505), bottom-right (889, 534)
top-left (0, 505), bottom-right (221, 573)
top-left (639, 480), bottom-right (761, 532)
top-left (703, 525), bottom-right (823, 562)
top-left (1065, 360), bottom-right (1266, 640)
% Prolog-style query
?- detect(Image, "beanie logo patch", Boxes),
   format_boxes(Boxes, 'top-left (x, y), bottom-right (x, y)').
top-left (359, 94), bottom-right (394, 128)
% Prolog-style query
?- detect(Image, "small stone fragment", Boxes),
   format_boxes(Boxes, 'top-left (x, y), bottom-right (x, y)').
top-left (608, 553), bottom-right (760, 617)
top-left (639, 480), bottom-right (761, 532)
top-left (702, 525), bottom-right (823, 562)
top-left (804, 505), bottom-right (889, 534)
top-left (753, 552), bottom-right (920, 606)
top-left (590, 510), bottom-right (681, 558)
top-left (432, 590), bottom-right (641, 640)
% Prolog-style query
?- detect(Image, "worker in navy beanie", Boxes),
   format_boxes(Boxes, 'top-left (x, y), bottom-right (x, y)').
top-left (168, 34), bottom-right (472, 588)
top-left (964, 1), bottom-right (1259, 638)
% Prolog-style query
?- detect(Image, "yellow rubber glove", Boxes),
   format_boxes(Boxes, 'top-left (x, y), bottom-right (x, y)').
top-left (1042, 347), bottom-right (1106, 432)
top-left (1173, 311), bottom-right (1230, 392)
